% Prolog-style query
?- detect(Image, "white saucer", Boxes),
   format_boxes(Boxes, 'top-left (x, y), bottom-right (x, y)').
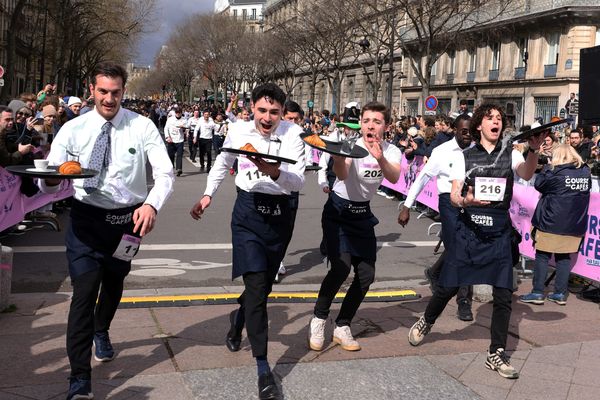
top-left (26, 167), bottom-right (54, 173)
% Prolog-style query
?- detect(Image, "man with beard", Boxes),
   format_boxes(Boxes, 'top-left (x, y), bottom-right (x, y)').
top-left (398, 114), bottom-right (474, 321)
top-left (190, 83), bottom-right (305, 400)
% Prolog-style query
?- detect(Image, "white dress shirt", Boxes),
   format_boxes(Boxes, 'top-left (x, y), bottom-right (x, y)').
top-left (194, 117), bottom-right (216, 140)
top-left (404, 138), bottom-right (465, 208)
top-left (204, 120), bottom-right (306, 197)
top-left (164, 116), bottom-right (186, 143)
top-left (41, 107), bottom-right (174, 211)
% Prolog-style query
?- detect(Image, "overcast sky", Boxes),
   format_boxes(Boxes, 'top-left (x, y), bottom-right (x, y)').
top-left (133, 0), bottom-right (215, 66)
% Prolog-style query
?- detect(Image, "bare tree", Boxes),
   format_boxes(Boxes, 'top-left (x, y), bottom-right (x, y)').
top-left (364, 0), bottom-right (515, 111)
top-left (271, 0), bottom-right (363, 114)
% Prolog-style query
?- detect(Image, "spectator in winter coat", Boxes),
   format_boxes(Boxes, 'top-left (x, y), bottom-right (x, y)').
top-left (520, 144), bottom-right (591, 306)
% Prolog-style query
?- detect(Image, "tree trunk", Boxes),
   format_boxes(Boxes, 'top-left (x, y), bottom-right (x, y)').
top-left (420, 83), bottom-right (430, 115)
top-left (0, 0), bottom-right (28, 103)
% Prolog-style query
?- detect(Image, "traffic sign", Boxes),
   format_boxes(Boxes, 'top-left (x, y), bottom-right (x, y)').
top-left (424, 110), bottom-right (436, 116)
top-left (424, 95), bottom-right (438, 111)
top-left (307, 100), bottom-right (314, 109)
top-left (0, 65), bottom-right (4, 78)
top-left (0, 79), bottom-right (4, 87)
top-left (569, 100), bottom-right (579, 116)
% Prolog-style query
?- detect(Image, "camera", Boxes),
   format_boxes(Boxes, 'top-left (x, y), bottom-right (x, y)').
top-left (591, 160), bottom-right (600, 176)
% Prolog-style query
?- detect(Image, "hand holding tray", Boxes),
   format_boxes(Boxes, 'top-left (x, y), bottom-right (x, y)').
top-left (6, 165), bottom-right (98, 179)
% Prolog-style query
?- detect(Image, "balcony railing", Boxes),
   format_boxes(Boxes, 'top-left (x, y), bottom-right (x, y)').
top-left (466, 71), bottom-right (476, 83)
top-left (489, 69), bottom-right (499, 81)
top-left (446, 73), bottom-right (454, 85)
top-left (544, 64), bottom-right (557, 77)
top-left (514, 67), bottom-right (526, 80)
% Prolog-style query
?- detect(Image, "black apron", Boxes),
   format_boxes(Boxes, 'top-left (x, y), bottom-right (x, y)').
top-left (231, 189), bottom-right (292, 279)
top-left (66, 200), bottom-right (140, 279)
top-left (322, 192), bottom-right (379, 262)
top-left (440, 206), bottom-right (513, 290)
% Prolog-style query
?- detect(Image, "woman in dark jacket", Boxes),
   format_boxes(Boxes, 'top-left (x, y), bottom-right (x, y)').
top-left (520, 144), bottom-right (591, 305)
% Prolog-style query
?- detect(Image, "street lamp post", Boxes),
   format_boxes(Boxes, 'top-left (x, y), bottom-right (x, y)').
top-left (521, 50), bottom-right (529, 127)
top-left (386, 15), bottom-right (396, 109)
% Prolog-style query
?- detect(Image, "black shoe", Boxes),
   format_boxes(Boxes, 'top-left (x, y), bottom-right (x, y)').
top-left (258, 372), bottom-right (282, 400)
top-left (225, 310), bottom-right (243, 352)
top-left (177, 170), bottom-right (182, 176)
top-left (457, 300), bottom-right (474, 321)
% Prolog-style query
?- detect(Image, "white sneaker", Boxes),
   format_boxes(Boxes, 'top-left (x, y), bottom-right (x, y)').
top-left (333, 325), bottom-right (361, 351)
top-left (278, 262), bottom-right (286, 275)
top-left (308, 316), bottom-right (326, 351)
top-left (376, 190), bottom-right (386, 197)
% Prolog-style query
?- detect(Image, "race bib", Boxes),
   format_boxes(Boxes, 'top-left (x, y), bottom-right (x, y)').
top-left (239, 161), bottom-right (271, 185)
top-left (112, 234), bottom-right (141, 261)
top-left (359, 162), bottom-right (382, 183)
top-left (474, 177), bottom-right (507, 202)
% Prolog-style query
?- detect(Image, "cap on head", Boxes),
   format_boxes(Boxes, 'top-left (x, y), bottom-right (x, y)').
top-left (67, 96), bottom-right (82, 107)
top-left (336, 101), bottom-right (361, 130)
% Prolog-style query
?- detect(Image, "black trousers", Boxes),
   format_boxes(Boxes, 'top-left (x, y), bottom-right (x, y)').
top-left (66, 258), bottom-right (129, 379)
top-left (236, 271), bottom-right (276, 358)
top-left (314, 253), bottom-right (375, 326)
top-left (188, 134), bottom-right (197, 161)
top-left (424, 285), bottom-right (512, 353)
top-left (198, 138), bottom-right (212, 169)
top-left (167, 141), bottom-right (184, 171)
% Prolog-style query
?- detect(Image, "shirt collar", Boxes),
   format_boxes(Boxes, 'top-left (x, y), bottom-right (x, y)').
top-left (92, 106), bottom-right (124, 128)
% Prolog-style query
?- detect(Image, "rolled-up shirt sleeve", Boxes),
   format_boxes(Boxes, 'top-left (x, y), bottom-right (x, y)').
top-left (274, 130), bottom-right (306, 193)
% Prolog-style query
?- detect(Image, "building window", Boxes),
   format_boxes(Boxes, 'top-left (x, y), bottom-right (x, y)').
top-left (534, 96), bottom-right (559, 124)
top-left (406, 99), bottom-right (418, 117)
top-left (296, 85), bottom-right (302, 105)
top-left (468, 49), bottom-right (477, 72)
top-left (491, 42), bottom-right (501, 70)
top-left (517, 38), bottom-right (528, 68)
top-left (547, 32), bottom-right (560, 65)
top-left (596, 28), bottom-right (600, 46)
top-left (447, 50), bottom-right (456, 74)
top-left (365, 81), bottom-right (374, 103)
top-left (242, 9), bottom-right (247, 20)
top-left (348, 80), bottom-right (355, 102)
top-left (251, 8), bottom-right (256, 20)
top-left (233, 9), bottom-right (237, 18)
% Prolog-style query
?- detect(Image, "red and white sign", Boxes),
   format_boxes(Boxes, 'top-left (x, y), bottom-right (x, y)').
top-left (0, 65), bottom-right (4, 78)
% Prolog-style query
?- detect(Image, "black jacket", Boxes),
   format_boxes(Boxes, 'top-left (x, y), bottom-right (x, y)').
top-left (532, 163), bottom-right (591, 236)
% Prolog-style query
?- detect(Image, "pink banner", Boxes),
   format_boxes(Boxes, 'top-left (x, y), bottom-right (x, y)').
top-left (511, 185), bottom-right (600, 282)
top-left (0, 166), bottom-right (73, 231)
top-left (381, 155), bottom-right (439, 210)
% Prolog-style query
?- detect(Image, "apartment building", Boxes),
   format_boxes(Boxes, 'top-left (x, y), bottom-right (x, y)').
top-left (264, 0), bottom-right (600, 127)
top-left (216, 0), bottom-right (267, 33)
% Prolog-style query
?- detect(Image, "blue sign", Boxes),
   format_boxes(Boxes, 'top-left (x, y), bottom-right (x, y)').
top-left (425, 95), bottom-right (438, 111)
top-left (307, 100), bottom-right (314, 108)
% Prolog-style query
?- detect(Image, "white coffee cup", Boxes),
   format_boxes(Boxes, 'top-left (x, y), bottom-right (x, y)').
top-left (34, 159), bottom-right (49, 171)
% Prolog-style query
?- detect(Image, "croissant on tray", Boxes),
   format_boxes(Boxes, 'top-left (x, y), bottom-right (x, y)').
top-left (240, 143), bottom-right (258, 153)
top-left (304, 134), bottom-right (326, 148)
top-left (58, 161), bottom-right (82, 175)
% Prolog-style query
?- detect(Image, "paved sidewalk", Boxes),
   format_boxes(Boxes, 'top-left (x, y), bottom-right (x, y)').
top-left (1, 281), bottom-right (599, 399)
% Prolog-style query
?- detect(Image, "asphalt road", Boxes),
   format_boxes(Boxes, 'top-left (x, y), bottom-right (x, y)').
top-left (6, 156), bottom-right (442, 293)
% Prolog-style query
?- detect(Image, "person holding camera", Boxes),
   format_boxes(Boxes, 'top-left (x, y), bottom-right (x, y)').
top-left (520, 144), bottom-right (591, 305)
